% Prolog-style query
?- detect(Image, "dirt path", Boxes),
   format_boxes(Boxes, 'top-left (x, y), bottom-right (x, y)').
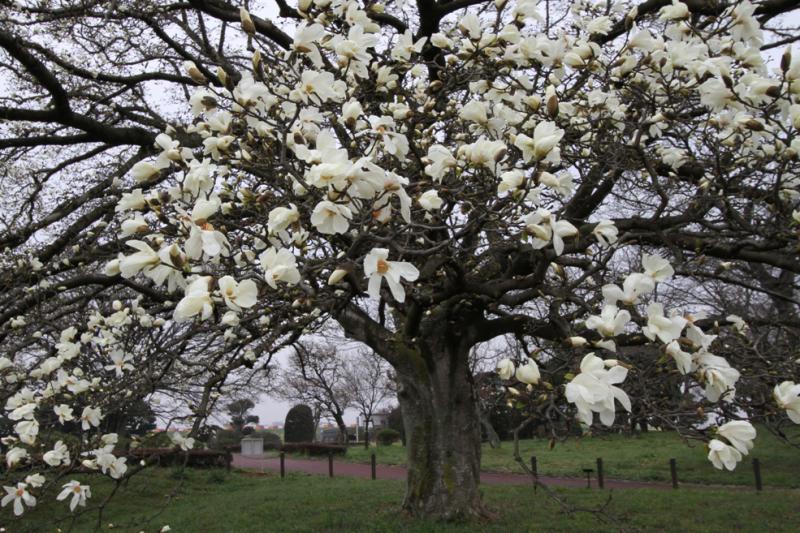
top-left (232, 454), bottom-right (671, 490)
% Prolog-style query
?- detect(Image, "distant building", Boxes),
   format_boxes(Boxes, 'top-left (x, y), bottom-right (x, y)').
top-left (370, 412), bottom-right (392, 429)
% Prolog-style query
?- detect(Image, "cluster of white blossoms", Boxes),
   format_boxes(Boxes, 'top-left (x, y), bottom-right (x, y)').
top-left (0, 301), bottom-right (193, 516)
top-left (496, 253), bottom-right (759, 470)
top-left (4, 0), bottom-right (800, 518)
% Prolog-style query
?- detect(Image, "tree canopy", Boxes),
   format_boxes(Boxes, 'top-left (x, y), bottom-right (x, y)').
top-left (1, 0), bottom-right (800, 523)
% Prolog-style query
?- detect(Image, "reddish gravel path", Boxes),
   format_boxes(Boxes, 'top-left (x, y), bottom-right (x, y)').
top-left (232, 454), bottom-right (671, 490)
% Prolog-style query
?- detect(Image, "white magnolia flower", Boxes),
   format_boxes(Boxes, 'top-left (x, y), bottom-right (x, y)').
top-left (685, 322), bottom-right (717, 350)
top-left (1, 483), bottom-right (36, 516)
top-left (217, 276), bottom-right (258, 311)
top-left (174, 276), bottom-right (214, 322)
top-left (105, 350), bottom-right (134, 377)
top-left (642, 303), bottom-right (687, 344)
top-left (191, 197), bottom-right (220, 222)
top-left (708, 439), bottom-right (742, 470)
top-left (341, 99), bottom-right (363, 126)
top-left (586, 304), bottom-right (631, 337)
top-left (665, 341), bottom-right (694, 374)
top-left (498, 170), bottom-right (525, 194)
top-left (458, 12), bottom-right (482, 40)
top-left (292, 22), bottom-right (325, 66)
top-left (514, 121), bottom-right (564, 162)
top-left (327, 268), bottom-right (348, 285)
top-left (717, 421), bottom-right (756, 455)
top-left (57, 481), bottom-right (91, 512)
top-left (418, 190), bottom-right (443, 211)
top-left (592, 220), bottom-right (618, 248)
top-left (458, 137), bottom-right (507, 173)
top-left (260, 248), bottom-right (301, 289)
top-left (496, 358), bottom-right (515, 380)
top-left (267, 204), bottom-right (300, 236)
top-left (116, 189), bottom-right (146, 212)
top-left (15, 419), bottom-right (39, 445)
top-left (726, 314), bottom-right (748, 333)
top-left (119, 240), bottom-right (160, 278)
top-left (587, 16), bottom-right (612, 35)
top-left (516, 358), bottom-right (541, 384)
top-left (81, 406), bottom-right (102, 430)
top-left (660, 0), bottom-right (690, 21)
top-left (773, 381), bottom-right (800, 423)
top-left (24, 474), bottom-right (45, 488)
top-left (5, 447), bottom-right (28, 467)
top-left (221, 310), bottom-right (241, 327)
top-left (294, 70), bottom-right (342, 104)
top-left (96, 453), bottom-right (127, 479)
top-left (602, 273), bottom-right (655, 305)
top-left (54, 404), bottom-right (74, 424)
top-left (120, 217), bottom-right (148, 237)
top-left (696, 352), bottom-right (740, 402)
top-left (130, 160), bottom-right (164, 182)
top-left (8, 402), bottom-right (36, 421)
top-left (185, 221), bottom-right (230, 259)
top-left (310, 201), bottom-right (352, 234)
top-left (538, 172), bottom-right (573, 198)
top-left (44, 440), bottom-right (70, 466)
top-left (642, 254), bottom-right (674, 281)
top-left (424, 145), bottom-right (457, 181)
top-left (459, 100), bottom-right (489, 124)
top-left (568, 336), bottom-right (589, 347)
top-left (523, 209), bottom-right (578, 256)
top-left (363, 248), bottom-right (419, 303)
top-left (391, 29), bottom-right (427, 62)
top-left (171, 432), bottom-right (195, 451)
top-left (565, 353), bottom-right (631, 426)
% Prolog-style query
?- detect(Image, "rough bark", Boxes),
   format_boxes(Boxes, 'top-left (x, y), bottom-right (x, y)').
top-left (393, 338), bottom-right (487, 520)
top-left (480, 410), bottom-right (502, 449)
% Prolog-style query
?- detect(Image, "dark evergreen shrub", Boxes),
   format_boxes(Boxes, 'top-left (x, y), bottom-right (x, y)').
top-left (284, 404), bottom-right (315, 443)
top-left (376, 428), bottom-right (401, 446)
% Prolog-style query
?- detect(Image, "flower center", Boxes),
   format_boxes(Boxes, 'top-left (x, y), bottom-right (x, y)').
top-left (376, 259), bottom-right (389, 274)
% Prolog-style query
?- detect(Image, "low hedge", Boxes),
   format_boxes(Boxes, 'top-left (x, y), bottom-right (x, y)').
top-left (376, 428), bottom-right (401, 446)
top-left (280, 442), bottom-right (347, 456)
top-left (127, 448), bottom-right (232, 468)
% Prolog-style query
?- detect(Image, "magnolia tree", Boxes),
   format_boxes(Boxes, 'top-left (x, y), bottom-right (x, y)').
top-left (2, 0), bottom-right (800, 523)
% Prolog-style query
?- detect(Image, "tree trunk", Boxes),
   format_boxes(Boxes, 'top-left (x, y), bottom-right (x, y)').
top-left (333, 412), bottom-right (349, 444)
top-left (394, 342), bottom-right (486, 520)
top-left (364, 416), bottom-right (370, 448)
top-left (480, 409), bottom-right (501, 449)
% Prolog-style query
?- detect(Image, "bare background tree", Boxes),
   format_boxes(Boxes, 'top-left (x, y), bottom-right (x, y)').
top-left (343, 348), bottom-right (394, 447)
top-left (278, 342), bottom-right (353, 443)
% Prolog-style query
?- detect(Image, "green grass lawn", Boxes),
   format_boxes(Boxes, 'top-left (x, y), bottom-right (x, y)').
top-left (340, 428), bottom-right (800, 488)
top-left (11, 467), bottom-right (800, 533)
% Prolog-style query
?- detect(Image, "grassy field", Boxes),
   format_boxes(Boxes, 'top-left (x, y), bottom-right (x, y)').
top-left (11, 467), bottom-right (800, 533)
top-left (339, 428), bottom-right (800, 487)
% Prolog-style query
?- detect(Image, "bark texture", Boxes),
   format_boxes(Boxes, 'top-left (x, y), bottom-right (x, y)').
top-left (393, 334), bottom-right (486, 520)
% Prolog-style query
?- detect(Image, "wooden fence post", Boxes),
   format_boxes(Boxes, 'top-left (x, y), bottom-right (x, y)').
top-left (596, 458), bottom-right (604, 489)
top-left (669, 458), bottom-right (678, 489)
top-left (752, 458), bottom-right (762, 491)
top-left (280, 452), bottom-right (285, 479)
top-left (328, 452), bottom-right (334, 478)
top-left (371, 452), bottom-right (376, 480)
